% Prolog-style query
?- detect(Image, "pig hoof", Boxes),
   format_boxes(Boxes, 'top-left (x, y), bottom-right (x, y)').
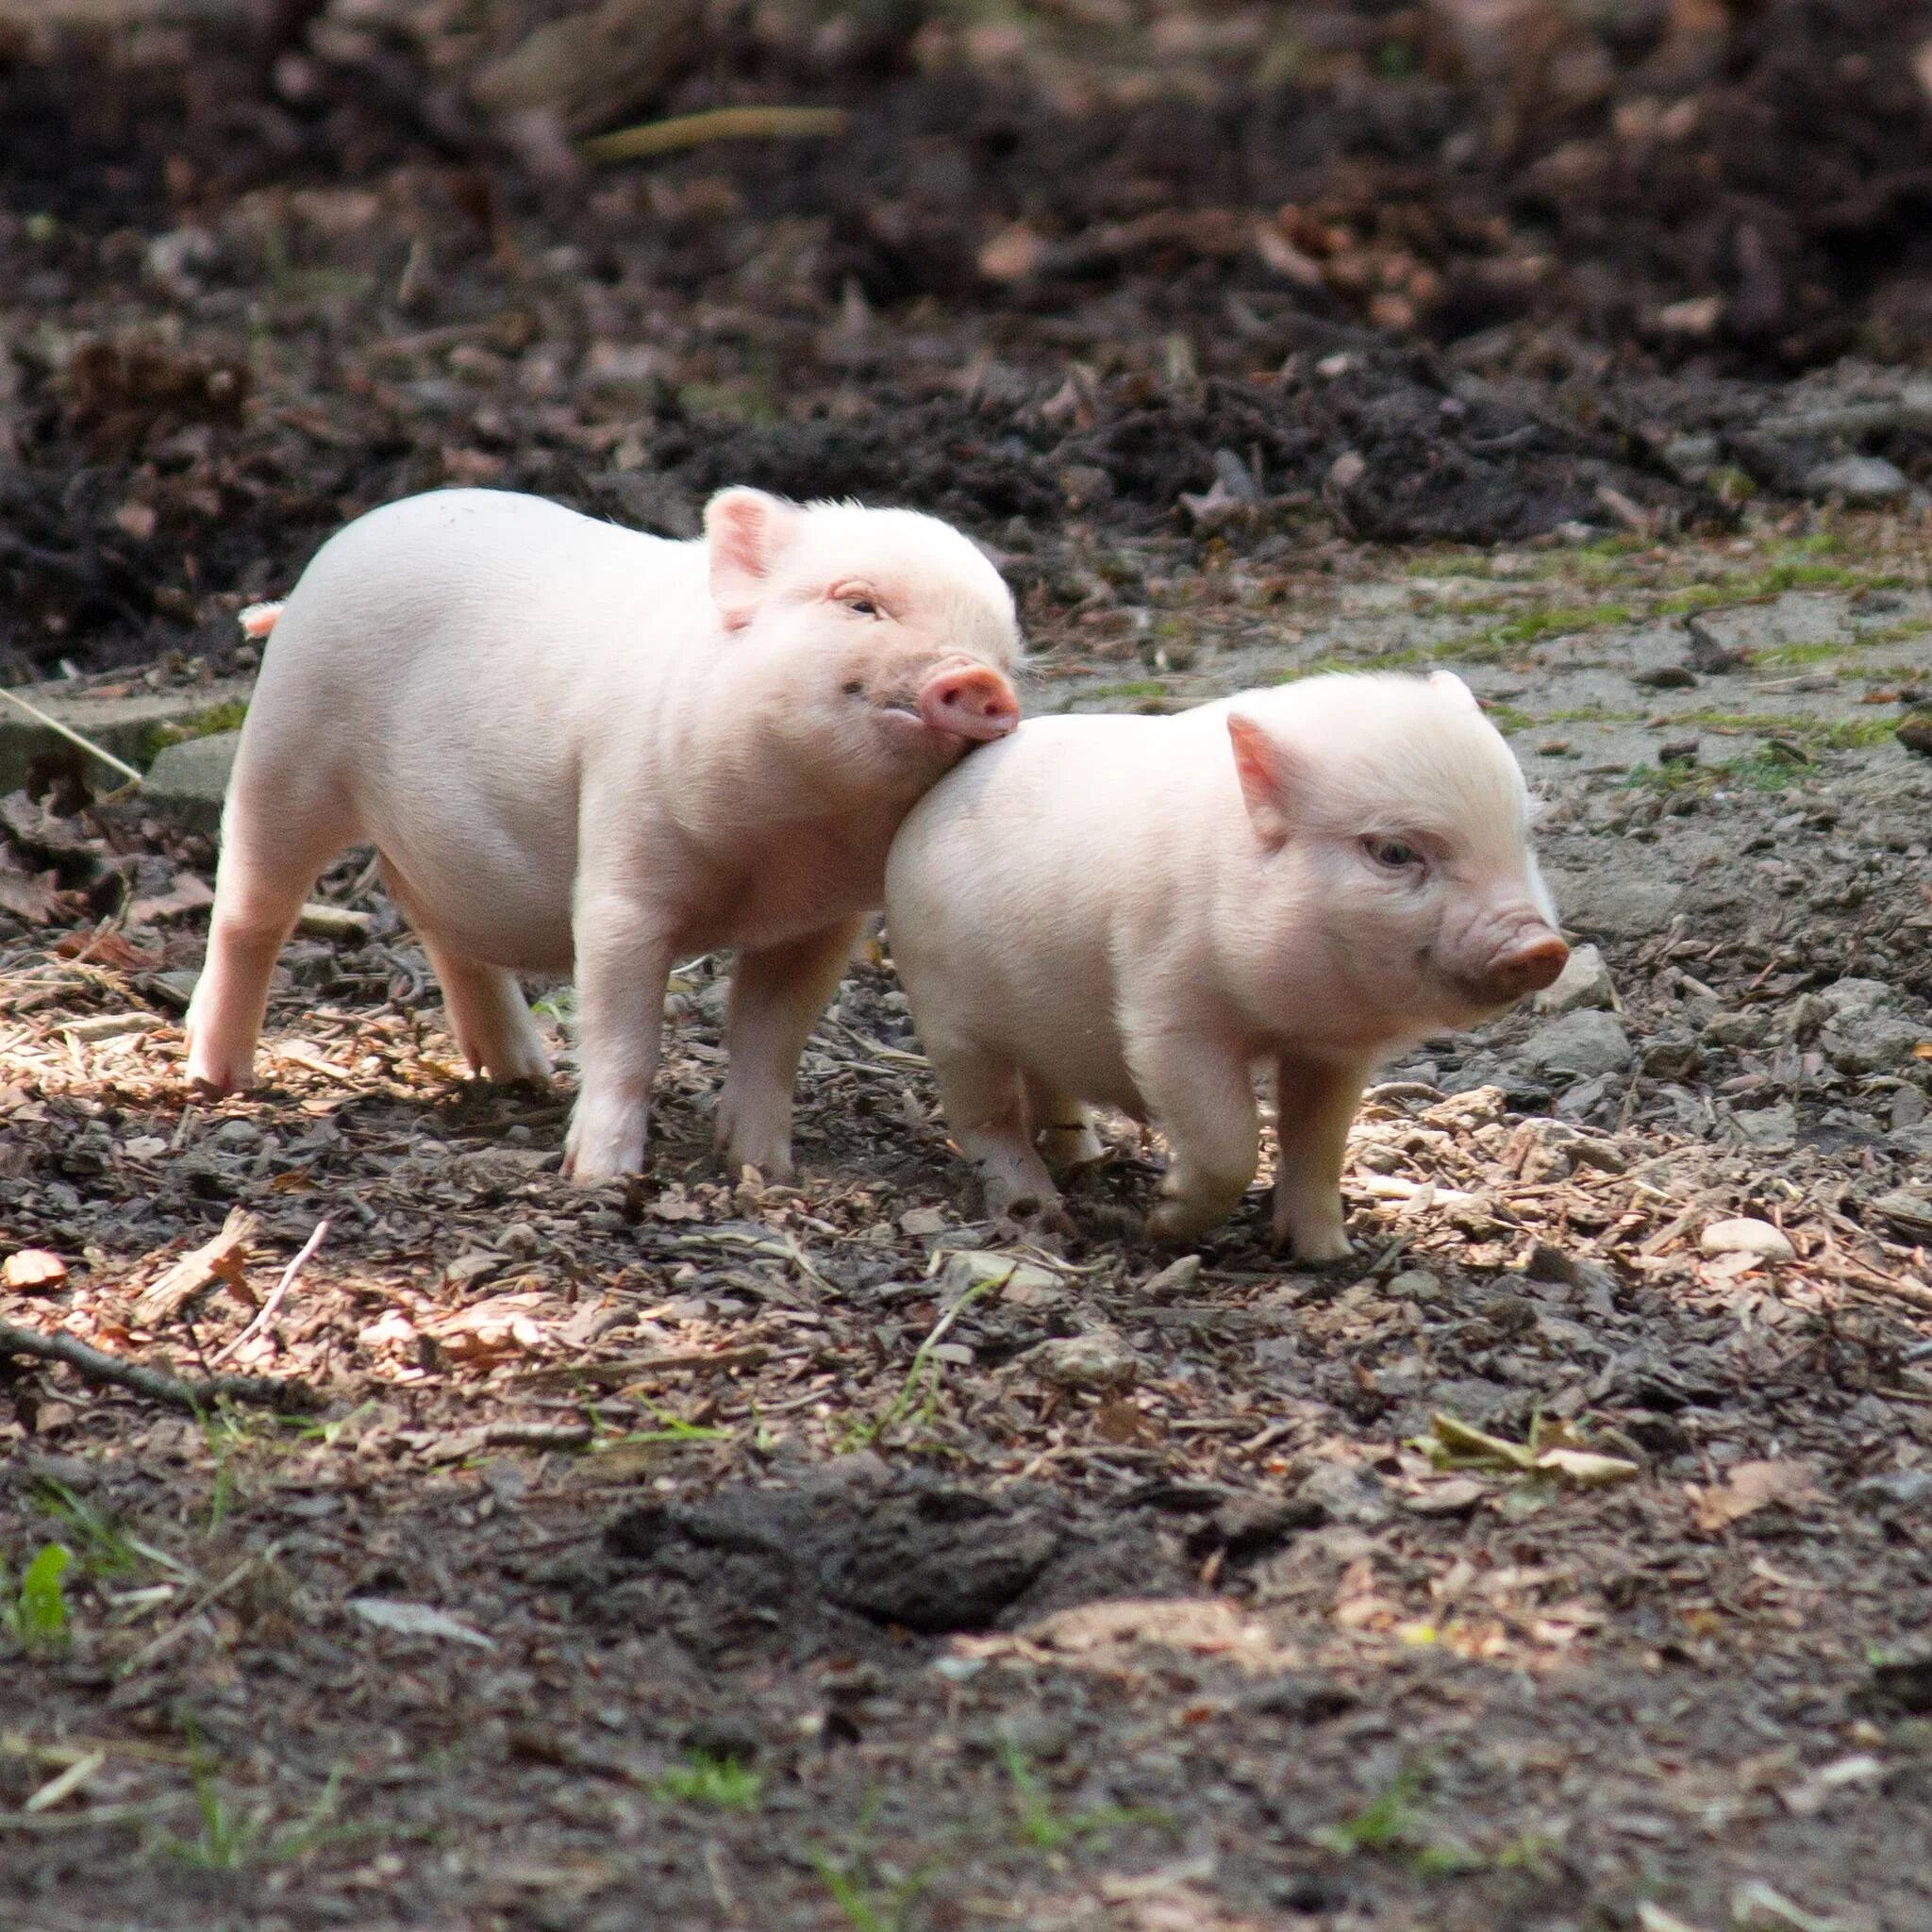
top-left (1273, 1216), bottom-right (1353, 1265)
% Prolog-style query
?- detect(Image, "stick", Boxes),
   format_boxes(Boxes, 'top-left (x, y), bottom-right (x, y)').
top-left (209, 1219), bottom-right (328, 1367)
top-left (0, 687), bottom-right (145, 788)
top-left (581, 105), bottom-right (846, 164)
top-left (0, 1322), bottom-right (321, 1413)
top-left (130, 1207), bottom-right (258, 1328)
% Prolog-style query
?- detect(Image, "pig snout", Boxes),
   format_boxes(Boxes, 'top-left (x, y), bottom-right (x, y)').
top-left (1473, 926), bottom-right (1568, 1005)
top-left (917, 658), bottom-right (1020, 743)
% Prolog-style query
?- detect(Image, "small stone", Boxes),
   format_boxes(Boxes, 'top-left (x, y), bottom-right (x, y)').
top-left (1406, 1477), bottom-right (1485, 1517)
top-left (1729, 1103), bottom-right (1796, 1150)
top-left (898, 1206), bottom-right (948, 1237)
top-left (443, 1251), bottom-right (501, 1290)
top-left (941, 1248), bottom-right (1061, 1304)
top-left (1140, 1254), bottom-right (1202, 1301)
top-left (1024, 1327), bottom-right (1138, 1392)
top-left (1641, 1033), bottom-right (1704, 1079)
top-left (1532, 942), bottom-right (1615, 1017)
top-left (1699, 1218), bottom-right (1795, 1263)
top-left (1898, 713), bottom-right (1932, 758)
top-left (1849, 1470), bottom-right (1932, 1511)
top-left (211, 1119), bottom-right (262, 1150)
top-left (1387, 1267), bottom-right (1444, 1304)
top-left (1892, 1087), bottom-right (1929, 1131)
top-left (142, 730), bottom-right (241, 833)
top-left (1294, 1461), bottom-right (1392, 1526)
top-left (1807, 454), bottom-right (1910, 506)
top-left (1518, 1010), bottom-right (1634, 1080)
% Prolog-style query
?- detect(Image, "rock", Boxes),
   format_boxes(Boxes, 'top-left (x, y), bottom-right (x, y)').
top-left (1899, 713), bottom-right (1932, 758)
top-left (1024, 1326), bottom-right (1139, 1392)
top-left (1892, 1086), bottom-right (1929, 1131)
top-left (1806, 454), bottom-right (1910, 505)
top-left (1849, 1469), bottom-right (1932, 1511)
top-left (1293, 1460), bottom-right (1393, 1527)
top-left (1532, 941), bottom-right (1615, 1016)
top-left (1387, 1267), bottom-right (1445, 1304)
top-left (142, 729), bottom-right (241, 833)
top-left (1821, 1011), bottom-right (1928, 1075)
top-left (1729, 1103), bottom-right (1797, 1150)
top-left (942, 1248), bottom-right (1062, 1305)
top-left (1870, 1190), bottom-right (1932, 1243)
top-left (1518, 1010), bottom-right (1634, 1080)
top-left (1699, 1217), bottom-right (1794, 1263)
top-left (1893, 1122), bottom-right (1932, 1158)
top-left (1641, 1033), bottom-right (1704, 1079)
top-left (1550, 873), bottom-right (1680, 939)
top-left (0, 675), bottom-right (251, 798)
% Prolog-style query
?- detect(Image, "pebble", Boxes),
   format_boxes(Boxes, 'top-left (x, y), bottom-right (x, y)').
top-left (211, 1119), bottom-right (262, 1149)
top-left (1294, 1461), bottom-right (1393, 1527)
top-left (1024, 1326), bottom-right (1138, 1392)
top-left (1518, 1009), bottom-right (1634, 1079)
top-left (1806, 454), bottom-right (1910, 506)
top-left (941, 1248), bottom-right (1061, 1305)
top-left (1387, 1266), bottom-right (1445, 1304)
top-left (1532, 941), bottom-right (1616, 1016)
top-left (1699, 1217), bottom-right (1794, 1263)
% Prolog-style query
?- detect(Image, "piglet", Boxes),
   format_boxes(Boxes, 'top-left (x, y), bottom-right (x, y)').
top-left (883, 671), bottom-right (1564, 1255)
top-left (187, 486), bottom-right (1021, 1182)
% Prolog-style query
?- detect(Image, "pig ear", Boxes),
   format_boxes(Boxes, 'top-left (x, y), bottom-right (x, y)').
top-left (1226, 711), bottom-right (1298, 849)
top-left (1428, 670), bottom-right (1479, 710)
top-left (704, 488), bottom-right (803, 629)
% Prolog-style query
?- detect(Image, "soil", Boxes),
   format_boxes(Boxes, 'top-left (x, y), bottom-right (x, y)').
top-left (5, 7), bottom-right (1932, 1932)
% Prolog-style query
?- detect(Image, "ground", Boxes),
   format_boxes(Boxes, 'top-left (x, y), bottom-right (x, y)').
top-left (4, 7), bottom-right (1932, 1931)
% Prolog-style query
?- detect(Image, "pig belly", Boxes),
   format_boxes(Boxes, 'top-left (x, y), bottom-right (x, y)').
top-left (365, 805), bottom-right (579, 974)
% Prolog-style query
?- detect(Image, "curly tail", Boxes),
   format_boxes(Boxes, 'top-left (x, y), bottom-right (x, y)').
top-left (238, 601), bottom-right (284, 641)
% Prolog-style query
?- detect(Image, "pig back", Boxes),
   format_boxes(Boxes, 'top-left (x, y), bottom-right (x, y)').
top-left (228, 490), bottom-right (708, 968)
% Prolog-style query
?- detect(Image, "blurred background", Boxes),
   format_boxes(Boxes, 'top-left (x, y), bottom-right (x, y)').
top-left (2, 0), bottom-right (1929, 684)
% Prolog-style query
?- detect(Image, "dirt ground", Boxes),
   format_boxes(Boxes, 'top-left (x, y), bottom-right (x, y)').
top-left (5, 6), bottom-right (1932, 1931)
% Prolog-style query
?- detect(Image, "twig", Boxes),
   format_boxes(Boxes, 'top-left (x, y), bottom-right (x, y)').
top-left (581, 104), bottom-right (846, 164)
top-left (122, 1548), bottom-right (277, 1674)
top-left (516, 1343), bottom-right (770, 1389)
top-left (131, 1207), bottom-right (258, 1328)
top-left (0, 1321), bottom-right (321, 1413)
top-left (209, 1220), bottom-right (328, 1367)
top-left (0, 686), bottom-right (145, 788)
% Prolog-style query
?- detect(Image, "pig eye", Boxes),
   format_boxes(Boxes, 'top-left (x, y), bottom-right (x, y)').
top-left (1365, 837), bottom-right (1424, 873)
top-left (841, 678), bottom-right (864, 696)
top-left (847, 596), bottom-right (879, 617)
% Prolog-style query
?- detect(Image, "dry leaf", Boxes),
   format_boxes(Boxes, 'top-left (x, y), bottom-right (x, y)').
top-left (4, 1249), bottom-right (68, 1291)
top-left (977, 222), bottom-right (1047, 283)
top-left (1693, 1458), bottom-right (1820, 1532)
top-left (347, 1598), bottom-right (496, 1649)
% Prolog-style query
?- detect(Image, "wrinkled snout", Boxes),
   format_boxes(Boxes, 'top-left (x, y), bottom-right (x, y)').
top-left (918, 657), bottom-right (1020, 743)
top-left (1475, 926), bottom-right (1568, 1005)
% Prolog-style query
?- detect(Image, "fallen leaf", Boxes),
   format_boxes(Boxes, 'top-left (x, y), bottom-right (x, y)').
top-left (125, 873), bottom-right (214, 925)
top-left (977, 222), bottom-right (1047, 283)
top-left (4, 1249), bottom-right (68, 1291)
top-left (346, 1598), bottom-right (495, 1649)
top-left (1693, 1458), bottom-right (1820, 1532)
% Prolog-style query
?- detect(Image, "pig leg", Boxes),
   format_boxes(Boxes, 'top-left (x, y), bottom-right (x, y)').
top-left (713, 915), bottom-right (865, 1177)
top-left (184, 782), bottom-right (351, 1093)
top-left (418, 938), bottom-right (553, 1084)
top-left (1134, 1035), bottom-right (1260, 1243)
top-left (1271, 1053), bottom-right (1370, 1262)
top-left (380, 858), bottom-right (553, 1084)
top-left (561, 890), bottom-right (675, 1184)
top-left (926, 1041), bottom-right (1063, 1221)
top-left (1023, 1075), bottom-right (1105, 1173)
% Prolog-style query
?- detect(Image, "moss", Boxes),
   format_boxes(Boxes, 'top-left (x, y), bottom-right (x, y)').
top-left (1821, 715), bottom-right (1907, 750)
top-left (1471, 602), bottom-right (1635, 650)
